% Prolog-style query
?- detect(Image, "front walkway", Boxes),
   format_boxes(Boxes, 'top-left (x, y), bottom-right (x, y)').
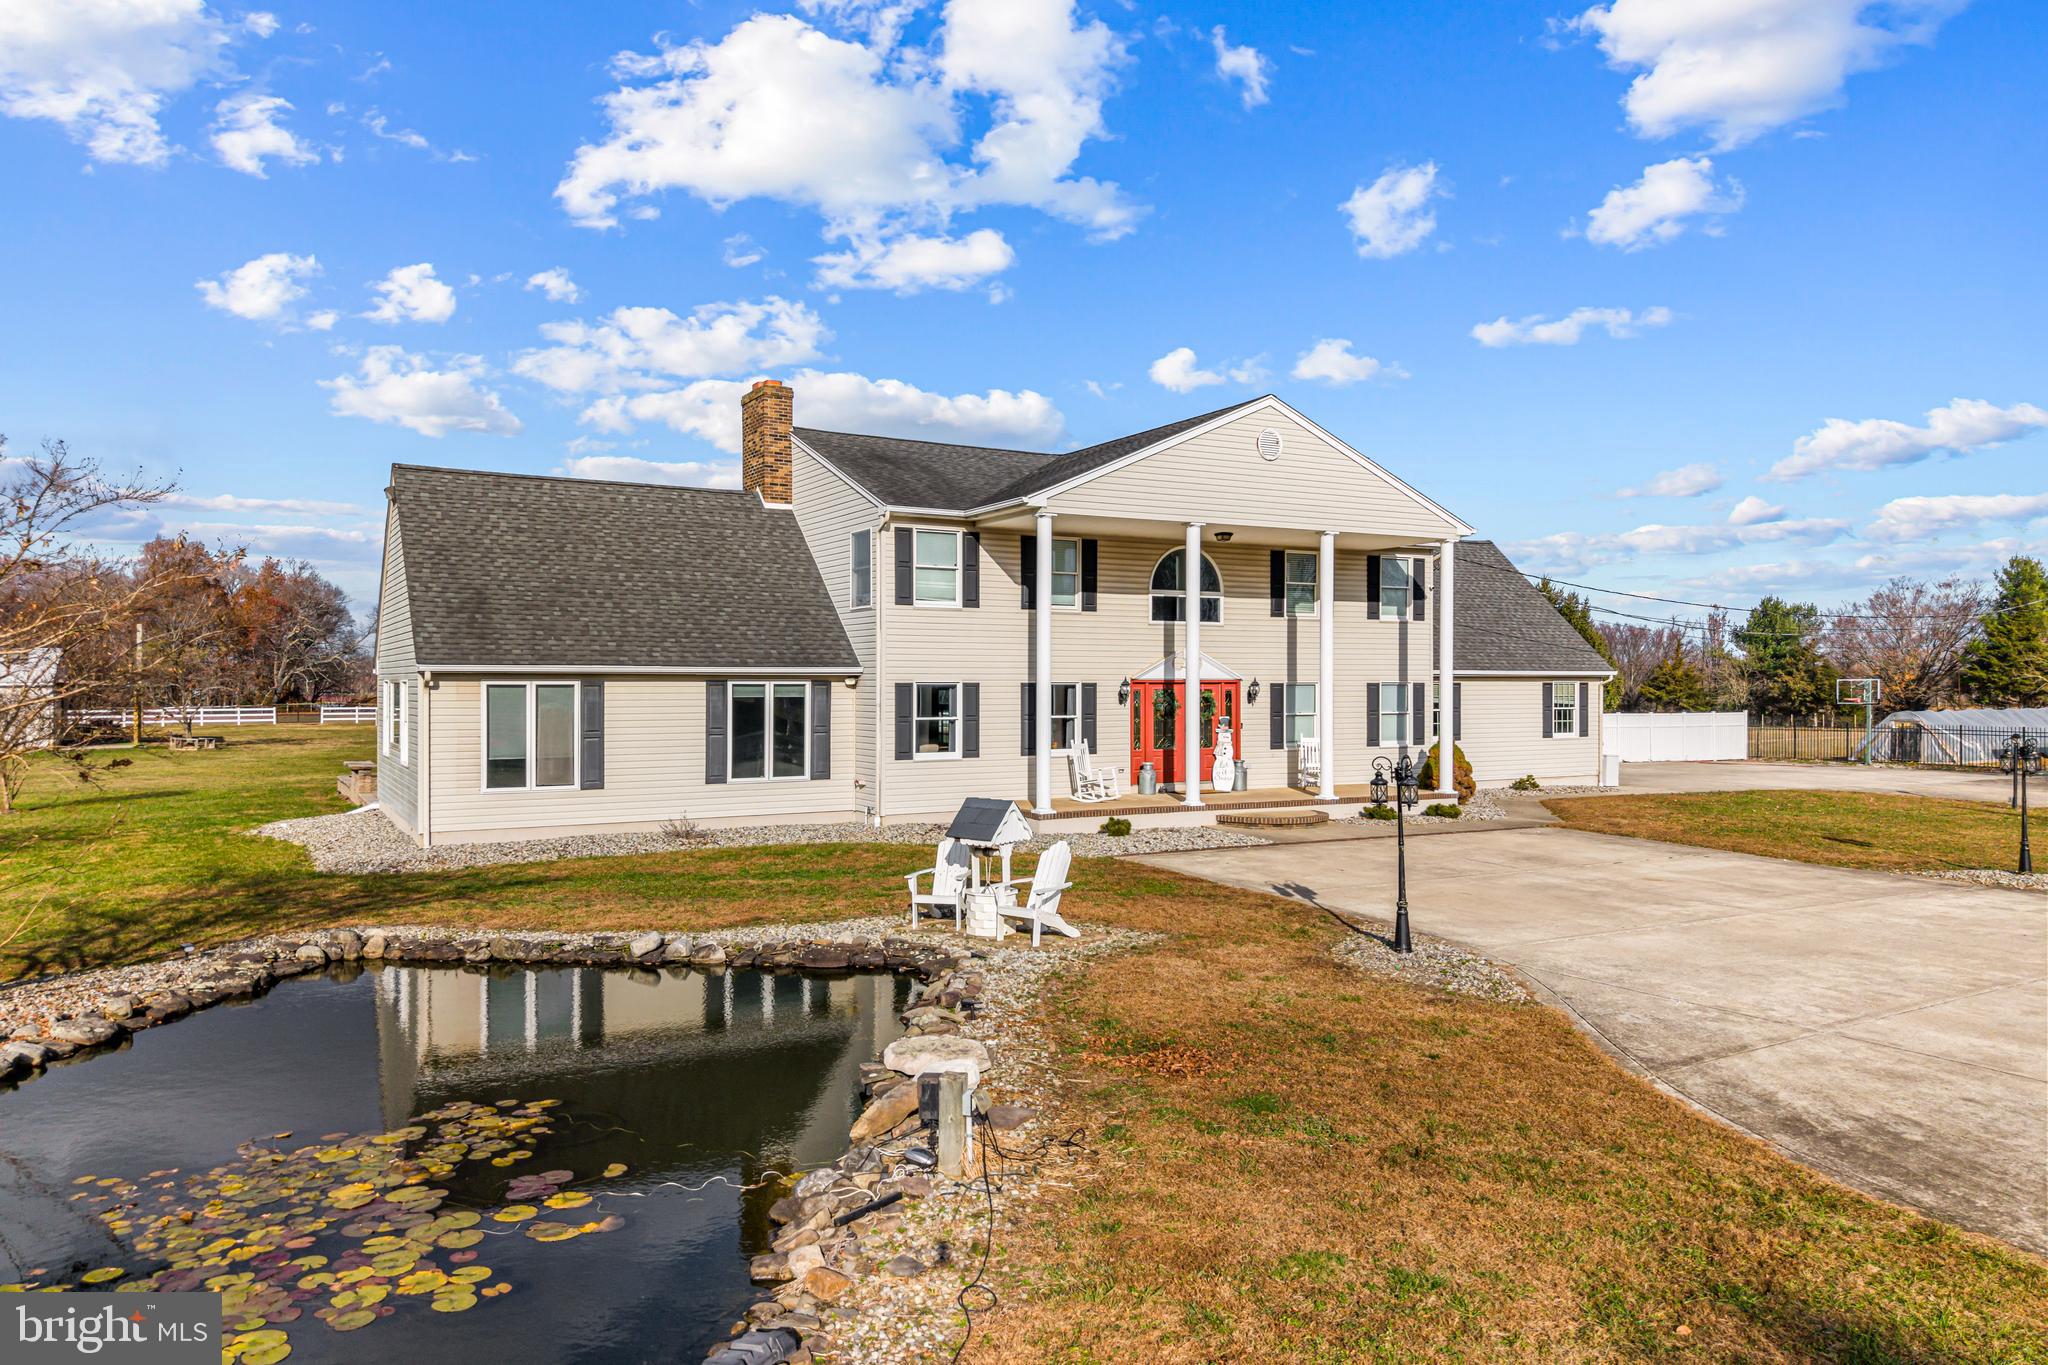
top-left (1148, 827), bottom-right (2048, 1254)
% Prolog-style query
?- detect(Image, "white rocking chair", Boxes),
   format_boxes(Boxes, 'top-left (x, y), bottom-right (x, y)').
top-left (1069, 739), bottom-right (1122, 803)
top-left (1296, 737), bottom-right (1321, 791)
top-left (1211, 725), bottom-right (1237, 794)
top-left (999, 840), bottom-right (1079, 947)
top-left (906, 836), bottom-right (973, 931)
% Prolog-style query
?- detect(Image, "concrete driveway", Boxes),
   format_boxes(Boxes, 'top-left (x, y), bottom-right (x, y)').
top-left (1149, 828), bottom-right (2048, 1254)
top-left (1618, 760), bottom-right (2015, 804)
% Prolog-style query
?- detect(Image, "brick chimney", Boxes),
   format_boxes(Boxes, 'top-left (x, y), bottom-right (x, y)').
top-left (741, 379), bottom-right (794, 506)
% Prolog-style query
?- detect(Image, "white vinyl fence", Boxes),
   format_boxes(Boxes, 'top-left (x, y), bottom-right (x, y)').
top-left (319, 706), bottom-right (377, 723)
top-left (1602, 711), bottom-right (1748, 763)
top-left (70, 706), bottom-right (278, 727)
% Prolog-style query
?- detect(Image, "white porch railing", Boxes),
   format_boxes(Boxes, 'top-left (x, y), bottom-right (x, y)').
top-left (69, 706), bottom-right (279, 727)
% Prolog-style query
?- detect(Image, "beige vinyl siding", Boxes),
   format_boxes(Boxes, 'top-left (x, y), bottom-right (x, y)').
top-left (791, 445), bottom-right (879, 817)
top-left (379, 681), bottom-right (420, 834)
top-left (425, 676), bottom-right (857, 842)
top-left (878, 533), bottom-right (1442, 818)
top-left (374, 504), bottom-right (419, 835)
top-left (1045, 409), bottom-right (1460, 540)
top-left (374, 504), bottom-right (415, 673)
top-left (1459, 678), bottom-right (1604, 787)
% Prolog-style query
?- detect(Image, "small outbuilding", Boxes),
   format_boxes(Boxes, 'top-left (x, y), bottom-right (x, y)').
top-left (1861, 706), bottom-right (2048, 765)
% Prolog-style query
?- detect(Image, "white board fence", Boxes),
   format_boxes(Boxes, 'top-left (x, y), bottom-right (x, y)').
top-left (70, 706), bottom-right (278, 727)
top-left (1601, 711), bottom-right (1748, 763)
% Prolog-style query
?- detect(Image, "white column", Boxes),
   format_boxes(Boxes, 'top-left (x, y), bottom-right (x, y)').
top-left (1032, 510), bottom-right (1055, 814)
top-left (1438, 538), bottom-right (1456, 781)
top-left (1182, 520), bottom-right (1204, 807)
top-left (1317, 530), bottom-right (1338, 800)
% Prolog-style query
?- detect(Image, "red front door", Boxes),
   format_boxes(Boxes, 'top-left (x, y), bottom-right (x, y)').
top-left (1130, 681), bottom-right (1241, 787)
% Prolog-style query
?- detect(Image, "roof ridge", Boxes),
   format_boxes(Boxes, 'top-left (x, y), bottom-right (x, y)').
top-left (792, 427), bottom-right (1055, 460)
top-left (392, 463), bottom-right (755, 497)
top-left (1060, 395), bottom-right (1264, 462)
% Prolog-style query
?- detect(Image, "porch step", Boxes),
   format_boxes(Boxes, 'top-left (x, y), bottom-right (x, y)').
top-left (1216, 809), bottom-right (1330, 829)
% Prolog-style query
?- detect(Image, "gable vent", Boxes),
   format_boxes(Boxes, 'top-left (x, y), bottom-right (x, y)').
top-left (1257, 428), bottom-right (1282, 461)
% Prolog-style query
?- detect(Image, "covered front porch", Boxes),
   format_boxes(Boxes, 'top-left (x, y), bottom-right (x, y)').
top-left (1024, 782), bottom-right (1453, 833)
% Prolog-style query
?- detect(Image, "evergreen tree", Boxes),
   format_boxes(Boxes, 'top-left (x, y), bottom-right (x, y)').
top-left (1732, 596), bottom-right (1834, 719)
top-left (1537, 578), bottom-right (1623, 709)
top-left (1638, 651), bottom-right (1712, 712)
top-left (1962, 556), bottom-right (2048, 705)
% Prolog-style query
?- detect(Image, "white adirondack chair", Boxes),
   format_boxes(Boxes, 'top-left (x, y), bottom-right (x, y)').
top-left (1296, 736), bottom-right (1321, 790)
top-left (999, 840), bottom-right (1079, 947)
top-left (906, 837), bottom-right (973, 930)
top-left (1070, 739), bottom-right (1122, 803)
top-left (1210, 725), bottom-right (1236, 794)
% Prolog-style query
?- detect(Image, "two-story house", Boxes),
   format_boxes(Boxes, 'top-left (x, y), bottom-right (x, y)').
top-left (371, 382), bottom-right (1611, 845)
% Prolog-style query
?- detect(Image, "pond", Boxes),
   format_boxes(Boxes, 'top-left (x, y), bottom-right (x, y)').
top-left (0, 961), bottom-right (912, 1362)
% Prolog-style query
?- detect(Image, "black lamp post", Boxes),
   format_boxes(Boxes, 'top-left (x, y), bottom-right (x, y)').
top-left (1999, 734), bottom-right (2041, 873)
top-left (1370, 753), bottom-right (1422, 953)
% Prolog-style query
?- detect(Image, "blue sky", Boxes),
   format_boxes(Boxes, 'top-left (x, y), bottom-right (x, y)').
top-left (2, 0), bottom-right (2043, 617)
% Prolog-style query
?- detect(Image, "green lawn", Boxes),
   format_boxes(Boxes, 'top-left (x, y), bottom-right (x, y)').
top-left (1544, 788), bottom-right (2040, 876)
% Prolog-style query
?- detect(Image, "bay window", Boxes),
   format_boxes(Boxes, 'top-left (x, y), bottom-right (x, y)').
top-left (484, 681), bottom-right (578, 790)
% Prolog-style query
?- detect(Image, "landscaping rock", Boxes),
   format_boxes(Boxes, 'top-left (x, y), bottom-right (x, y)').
top-left (1, 1040), bottom-right (52, 1070)
top-left (690, 942), bottom-right (728, 966)
top-left (784, 1245), bottom-right (825, 1280)
top-left (627, 932), bottom-right (663, 961)
top-left (849, 1087), bottom-right (921, 1143)
top-left (799, 1267), bottom-right (852, 1303)
top-left (986, 1103), bottom-right (1037, 1132)
top-left (98, 995), bottom-right (138, 1020)
top-left (332, 929), bottom-right (363, 959)
top-left (295, 944), bottom-right (329, 964)
top-left (881, 1033), bottom-right (990, 1078)
top-left (48, 1017), bottom-right (121, 1047)
top-left (362, 933), bottom-right (388, 959)
top-left (748, 1252), bottom-right (793, 1283)
top-left (883, 1254), bottom-right (925, 1278)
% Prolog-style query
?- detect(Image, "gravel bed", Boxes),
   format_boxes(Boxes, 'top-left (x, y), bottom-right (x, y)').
top-left (255, 809), bottom-right (1264, 873)
top-left (1913, 868), bottom-right (2048, 892)
top-left (1331, 919), bottom-right (1529, 1003)
top-left (1344, 788), bottom-right (1508, 826)
top-left (1516, 784), bottom-right (1622, 800)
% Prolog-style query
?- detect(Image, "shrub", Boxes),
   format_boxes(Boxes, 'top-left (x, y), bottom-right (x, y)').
top-left (660, 812), bottom-right (705, 843)
top-left (1100, 816), bottom-right (1133, 837)
top-left (1423, 802), bottom-right (1463, 818)
top-left (1361, 804), bottom-right (1397, 821)
top-left (1510, 774), bottom-right (1542, 792)
top-left (1420, 743), bottom-right (1476, 802)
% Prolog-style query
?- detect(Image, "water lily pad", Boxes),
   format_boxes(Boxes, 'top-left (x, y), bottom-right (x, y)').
top-left (231, 1328), bottom-right (292, 1364)
top-left (434, 1210), bottom-right (481, 1230)
top-left (601, 1163), bottom-right (628, 1179)
top-left (447, 1265), bottom-right (492, 1283)
top-left (368, 1252), bottom-right (416, 1276)
top-left (328, 1308), bottom-right (375, 1332)
top-left (435, 1230), bottom-right (483, 1250)
top-left (492, 1205), bottom-right (538, 1223)
top-left (395, 1269), bottom-right (447, 1295)
top-left (542, 1192), bottom-right (591, 1211)
top-left (80, 1267), bottom-right (124, 1284)
top-left (523, 1222), bottom-right (578, 1243)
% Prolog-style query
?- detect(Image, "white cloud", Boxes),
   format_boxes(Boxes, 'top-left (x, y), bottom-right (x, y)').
top-left (209, 91), bottom-right (316, 177)
top-left (555, 3), bottom-right (1139, 270)
top-left (195, 251), bottom-right (321, 325)
top-left (1211, 26), bottom-right (1271, 109)
top-left (524, 267), bottom-right (581, 304)
top-left (1866, 492), bottom-right (2048, 542)
top-left (723, 234), bottom-right (765, 268)
top-left (165, 491), bottom-right (360, 515)
top-left (583, 369), bottom-right (1065, 454)
top-left (1290, 338), bottom-right (1397, 387)
top-left (184, 521), bottom-right (376, 557)
top-left (0, 0), bottom-right (240, 166)
top-left (1569, 0), bottom-right (1965, 148)
top-left (1340, 161), bottom-right (1443, 260)
top-left (361, 107), bottom-right (473, 162)
top-left (1083, 379), bottom-right (1120, 399)
top-left (813, 228), bottom-right (1015, 293)
top-left (1472, 305), bottom-right (1673, 347)
top-left (1618, 462), bottom-right (1722, 499)
top-left (513, 297), bottom-right (829, 395)
top-left (1584, 156), bottom-right (1741, 250)
top-left (559, 455), bottom-right (742, 489)
top-left (364, 263), bottom-right (457, 324)
top-left (243, 12), bottom-right (279, 39)
top-left (1510, 514), bottom-right (1846, 572)
top-left (1769, 398), bottom-right (2048, 480)
top-left (306, 309), bottom-right (338, 331)
top-left (1727, 495), bottom-right (1786, 525)
top-left (323, 347), bottom-right (521, 438)
top-left (1148, 347), bottom-right (1223, 394)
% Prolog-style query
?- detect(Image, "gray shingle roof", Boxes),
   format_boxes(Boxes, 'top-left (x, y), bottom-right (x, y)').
top-left (796, 398), bottom-right (1256, 511)
top-left (1443, 540), bottom-right (1613, 675)
top-left (389, 464), bottom-right (858, 671)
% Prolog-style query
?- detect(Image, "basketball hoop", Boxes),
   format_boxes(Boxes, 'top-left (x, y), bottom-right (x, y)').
top-left (1837, 678), bottom-right (1881, 766)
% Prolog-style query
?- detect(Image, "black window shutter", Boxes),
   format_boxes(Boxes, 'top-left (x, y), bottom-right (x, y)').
top-left (580, 680), bottom-right (605, 789)
top-left (1270, 550), bottom-right (1285, 617)
top-left (705, 681), bottom-right (727, 784)
top-left (1020, 682), bottom-right (1035, 755)
top-left (1081, 539), bottom-right (1098, 612)
top-left (962, 532), bottom-right (980, 608)
top-left (1367, 555), bottom-right (1382, 620)
top-left (1270, 685), bottom-right (1285, 749)
top-left (1020, 535), bottom-right (1037, 608)
top-left (894, 527), bottom-right (912, 605)
top-left (1579, 682), bottom-right (1591, 737)
top-left (894, 683), bottom-right (913, 760)
top-left (1413, 683), bottom-right (1426, 743)
top-left (811, 680), bottom-right (832, 779)
top-left (1367, 683), bottom-right (1381, 747)
top-left (1412, 557), bottom-right (1428, 622)
top-left (1453, 682), bottom-right (1462, 741)
top-left (1541, 682), bottom-right (1554, 737)
top-left (1081, 682), bottom-right (1098, 751)
top-left (962, 683), bottom-right (980, 757)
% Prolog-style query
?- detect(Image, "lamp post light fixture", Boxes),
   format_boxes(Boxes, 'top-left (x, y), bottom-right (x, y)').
top-left (1999, 733), bottom-right (2041, 873)
top-left (1370, 753), bottom-right (1422, 954)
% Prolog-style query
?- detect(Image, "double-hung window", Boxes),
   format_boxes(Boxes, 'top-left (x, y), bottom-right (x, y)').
top-left (1285, 551), bottom-right (1318, 616)
top-left (731, 681), bottom-right (809, 779)
top-left (1378, 682), bottom-right (1410, 746)
top-left (913, 530), bottom-right (961, 606)
top-left (1049, 683), bottom-right (1079, 751)
top-left (850, 529), bottom-right (872, 608)
top-left (1285, 684), bottom-right (1317, 746)
top-left (484, 682), bottom-right (577, 790)
top-left (914, 683), bottom-right (959, 757)
top-left (381, 681), bottom-right (398, 757)
top-left (1551, 682), bottom-right (1578, 738)
top-left (1049, 538), bottom-right (1079, 608)
top-left (1379, 557), bottom-right (1412, 620)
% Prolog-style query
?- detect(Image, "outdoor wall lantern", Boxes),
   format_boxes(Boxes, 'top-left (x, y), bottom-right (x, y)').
top-left (1999, 733), bottom-right (2041, 873)
top-left (1247, 678), bottom-right (1261, 706)
top-left (1117, 678), bottom-right (1131, 707)
top-left (1370, 753), bottom-right (1422, 954)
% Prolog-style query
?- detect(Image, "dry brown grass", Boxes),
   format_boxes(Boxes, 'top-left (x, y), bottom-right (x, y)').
top-left (963, 870), bottom-right (2048, 1364)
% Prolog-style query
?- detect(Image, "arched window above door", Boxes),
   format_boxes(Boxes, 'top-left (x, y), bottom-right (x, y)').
top-left (1149, 549), bottom-right (1223, 624)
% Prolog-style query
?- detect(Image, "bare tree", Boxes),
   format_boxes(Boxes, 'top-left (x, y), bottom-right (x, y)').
top-left (1827, 575), bottom-right (1985, 711)
top-left (1602, 621), bottom-right (1689, 710)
